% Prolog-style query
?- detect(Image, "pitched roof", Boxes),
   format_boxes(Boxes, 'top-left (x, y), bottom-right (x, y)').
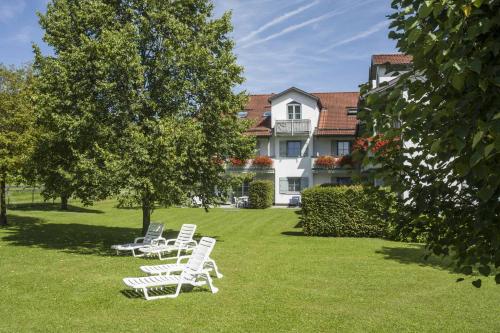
top-left (372, 54), bottom-right (413, 65)
top-left (243, 94), bottom-right (273, 136)
top-left (244, 91), bottom-right (360, 136)
top-left (314, 92), bottom-right (359, 136)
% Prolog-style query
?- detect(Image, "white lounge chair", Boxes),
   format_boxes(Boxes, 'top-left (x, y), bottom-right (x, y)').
top-left (138, 224), bottom-right (197, 260)
top-left (139, 253), bottom-right (223, 278)
top-left (123, 237), bottom-right (219, 300)
top-left (111, 223), bottom-right (164, 257)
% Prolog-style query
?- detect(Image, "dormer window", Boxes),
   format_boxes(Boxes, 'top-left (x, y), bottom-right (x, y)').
top-left (287, 102), bottom-right (301, 120)
top-left (347, 107), bottom-right (358, 115)
top-left (237, 111), bottom-right (248, 118)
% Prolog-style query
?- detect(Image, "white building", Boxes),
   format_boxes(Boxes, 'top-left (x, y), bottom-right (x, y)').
top-left (229, 87), bottom-right (360, 205)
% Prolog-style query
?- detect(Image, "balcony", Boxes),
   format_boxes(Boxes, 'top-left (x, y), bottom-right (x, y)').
top-left (311, 155), bottom-right (355, 174)
top-left (274, 119), bottom-right (311, 136)
top-left (226, 157), bottom-right (275, 174)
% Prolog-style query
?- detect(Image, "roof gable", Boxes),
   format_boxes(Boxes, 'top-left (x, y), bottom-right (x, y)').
top-left (268, 86), bottom-right (322, 108)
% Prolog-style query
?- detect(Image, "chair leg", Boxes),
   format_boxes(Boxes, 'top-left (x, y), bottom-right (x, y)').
top-left (207, 259), bottom-right (223, 278)
top-left (204, 273), bottom-right (219, 294)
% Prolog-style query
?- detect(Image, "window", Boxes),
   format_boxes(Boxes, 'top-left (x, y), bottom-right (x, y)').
top-left (287, 141), bottom-right (301, 157)
top-left (279, 177), bottom-right (309, 194)
top-left (287, 102), bottom-right (301, 120)
top-left (337, 177), bottom-right (352, 185)
top-left (237, 111), bottom-right (248, 118)
top-left (233, 180), bottom-right (250, 197)
top-left (347, 107), bottom-right (358, 115)
top-left (335, 177), bottom-right (352, 185)
top-left (288, 178), bottom-right (302, 192)
top-left (336, 141), bottom-right (351, 156)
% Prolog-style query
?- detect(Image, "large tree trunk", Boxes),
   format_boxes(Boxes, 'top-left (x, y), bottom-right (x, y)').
top-left (60, 195), bottom-right (68, 210)
top-left (0, 174), bottom-right (7, 226)
top-left (142, 197), bottom-right (151, 236)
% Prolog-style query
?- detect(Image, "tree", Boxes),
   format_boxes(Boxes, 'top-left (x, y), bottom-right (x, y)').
top-left (36, 0), bottom-right (254, 232)
top-left (359, 0), bottom-right (500, 285)
top-left (0, 65), bottom-right (34, 225)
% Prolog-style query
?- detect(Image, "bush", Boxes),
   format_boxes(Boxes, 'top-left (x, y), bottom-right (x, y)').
top-left (301, 185), bottom-right (396, 237)
top-left (248, 180), bottom-right (273, 209)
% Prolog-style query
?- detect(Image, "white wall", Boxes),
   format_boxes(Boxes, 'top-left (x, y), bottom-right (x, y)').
top-left (313, 137), bottom-right (354, 156)
top-left (270, 91), bottom-right (319, 128)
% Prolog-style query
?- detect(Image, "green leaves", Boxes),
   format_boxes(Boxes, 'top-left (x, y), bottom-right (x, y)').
top-left (363, 0), bottom-right (500, 287)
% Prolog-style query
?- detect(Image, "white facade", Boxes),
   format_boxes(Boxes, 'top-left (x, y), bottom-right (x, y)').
top-left (232, 87), bottom-right (356, 205)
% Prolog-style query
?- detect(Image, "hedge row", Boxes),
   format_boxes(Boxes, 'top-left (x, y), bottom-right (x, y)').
top-left (301, 185), bottom-right (395, 237)
top-left (249, 180), bottom-right (273, 209)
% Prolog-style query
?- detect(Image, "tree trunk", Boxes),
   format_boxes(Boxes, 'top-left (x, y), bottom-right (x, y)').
top-left (61, 195), bottom-right (68, 210)
top-left (0, 174), bottom-right (7, 226)
top-left (142, 197), bottom-right (151, 236)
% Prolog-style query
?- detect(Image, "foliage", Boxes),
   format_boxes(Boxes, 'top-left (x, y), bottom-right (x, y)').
top-left (34, 0), bottom-right (255, 232)
top-left (0, 64), bottom-right (34, 225)
top-left (248, 180), bottom-right (273, 208)
top-left (358, 0), bottom-right (500, 284)
top-left (301, 185), bottom-right (396, 237)
top-left (251, 156), bottom-right (273, 168)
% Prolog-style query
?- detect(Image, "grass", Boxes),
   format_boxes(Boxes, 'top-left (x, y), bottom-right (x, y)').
top-left (0, 200), bottom-right (498, 332)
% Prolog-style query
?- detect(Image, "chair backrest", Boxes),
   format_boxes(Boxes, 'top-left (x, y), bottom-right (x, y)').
top-left (181, 237), bottom-right (216, 281)
top-left (174, 224), bottom-right (196, 246)
top-left (143, 223), bottom-right (164, 244)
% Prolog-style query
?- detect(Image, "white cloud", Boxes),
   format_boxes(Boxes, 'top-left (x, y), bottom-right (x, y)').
top-left (320, 20), bottom-right (389, 53)
top-left (237, 0), bottom-right (379, 49)
top-left (0, 1), bottom-right (26, 23)
top-left (237, 0), bottom-right (320, 44)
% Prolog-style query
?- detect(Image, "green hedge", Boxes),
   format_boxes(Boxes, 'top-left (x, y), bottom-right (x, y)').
top-left (249, 180), bottom-right (273, 209)
top-left (301, 185), bottom-right (395, 237)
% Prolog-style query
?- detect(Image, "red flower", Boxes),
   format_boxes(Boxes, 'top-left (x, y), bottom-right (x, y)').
top-left (229, 158), bottom-right (247, 167)
top-left (314, 156), bottom-right (336, 169)
top-left (252, 156), bottom-right (273, 168)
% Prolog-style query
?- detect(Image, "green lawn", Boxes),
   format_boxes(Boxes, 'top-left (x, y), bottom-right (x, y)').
top-left (0, 201), bottom-right (498, 332)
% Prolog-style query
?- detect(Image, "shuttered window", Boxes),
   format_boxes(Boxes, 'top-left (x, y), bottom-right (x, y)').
top-left (279, 177), bottom-right (309, 194)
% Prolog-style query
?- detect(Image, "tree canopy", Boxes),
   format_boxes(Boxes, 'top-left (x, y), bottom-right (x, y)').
top-left (0, 65), bottom-right (34, 225)
top-left (35, 0), bottom-right (254, 232)
top-left (359, 0), bottom-right (500, 286)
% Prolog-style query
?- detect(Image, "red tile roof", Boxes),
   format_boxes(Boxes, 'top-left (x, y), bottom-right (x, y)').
top-left (314, 92), bottom-right (359, 136)
top-left (244, 94), bottom-right (273, 136)
top-left (244, 92), bottom-right (360, 136)
top-left (372, 54), bottom-right (413, 65)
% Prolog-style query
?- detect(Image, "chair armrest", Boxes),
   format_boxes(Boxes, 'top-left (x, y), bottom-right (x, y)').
top-left (151, 237), bottom-right (167, 246)
top-left (133, 237), bottom-right (145, 244)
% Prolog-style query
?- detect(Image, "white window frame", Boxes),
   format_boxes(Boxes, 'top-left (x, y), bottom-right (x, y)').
top-left (287, 177), bottom-right (302, 193)
top-left (287, 102), bottom-right (301, 120)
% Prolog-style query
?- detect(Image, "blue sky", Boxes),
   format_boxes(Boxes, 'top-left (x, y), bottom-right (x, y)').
top-left (0, 0), bottom-right (397, 93)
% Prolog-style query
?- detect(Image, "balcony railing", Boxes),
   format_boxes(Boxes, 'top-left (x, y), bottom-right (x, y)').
top-left (226, 157), bottom-right (275, 173)
top-left (274, 119), bottom-right (311, 136)
top-left (311, 156), bottom-right (355, 173)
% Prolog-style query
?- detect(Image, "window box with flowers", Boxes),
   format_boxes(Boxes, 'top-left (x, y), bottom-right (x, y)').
top-left (229, 158), bottom-right (248, 168)
top-left (251, 156), bottom-right (273, 169)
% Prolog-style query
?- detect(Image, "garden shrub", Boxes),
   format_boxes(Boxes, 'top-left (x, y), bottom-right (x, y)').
top-left (301, 185), bottom-right (396, 237)
top-left (248, 180), bottom-right (273, 208)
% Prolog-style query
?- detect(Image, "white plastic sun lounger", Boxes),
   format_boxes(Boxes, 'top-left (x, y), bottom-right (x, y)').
top-left (111, 223), bottom-right (164, 257)
top-left (139, 253), bottom-right (223, 278)
top-left (123, 237), bottom-right (219, 300)
top-left (138, 224), bottom-right (197, 260)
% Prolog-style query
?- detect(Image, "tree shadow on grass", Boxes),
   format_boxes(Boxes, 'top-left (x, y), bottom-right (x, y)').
top-left (2, 215), bottom-right (222, 257)
top-left (1, 214), bottom-right (171, 256)
top-left (9, 202), bottom-right (104, 214)
top-left (376, 245), bottom-right (458, 273)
